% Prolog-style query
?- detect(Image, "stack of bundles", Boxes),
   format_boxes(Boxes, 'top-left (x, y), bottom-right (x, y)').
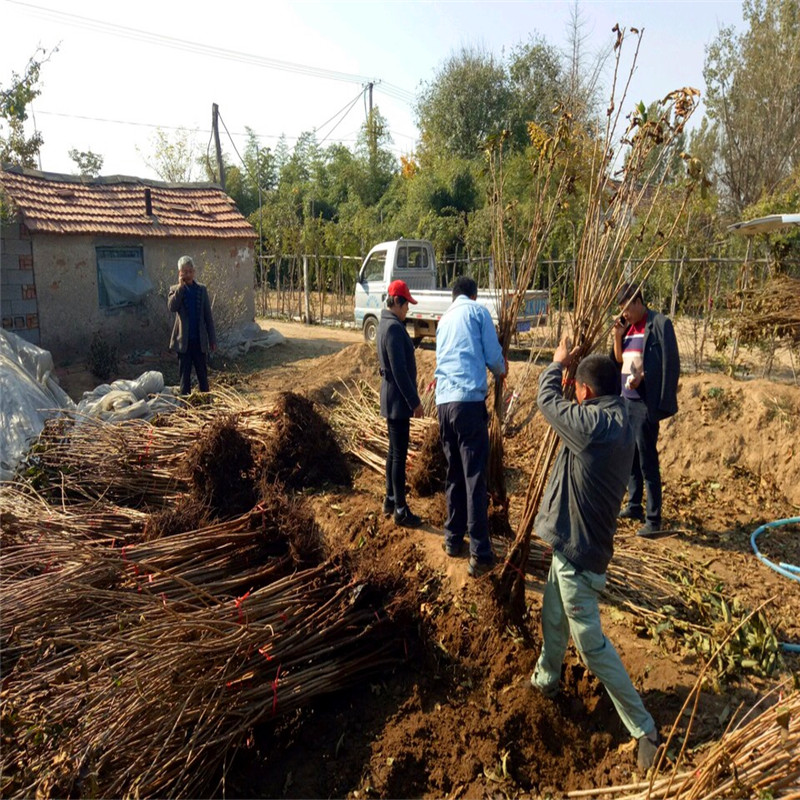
top-left (331, 380), bottom-right (437, 475)
top-left (1, 389), bottom-right (404, 798)
top-left (1, 485), bottom-right (405, 798)
top-left (18, 386), bottom-right (269, 508)
top-left (612, 690), bottom-right (799, 800)
top-left (720, 275), bottom-right (800, 346)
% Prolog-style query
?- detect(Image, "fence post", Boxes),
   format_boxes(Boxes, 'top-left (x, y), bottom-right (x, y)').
top-left (303, 255), bottom-right (311, 324)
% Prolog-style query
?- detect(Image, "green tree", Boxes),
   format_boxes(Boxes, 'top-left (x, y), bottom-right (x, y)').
top-left (415, 45), bottom-right (510, 162)
top-left (506, 35), bottom-right (564, 145)
top-left (703, 0), bottom-right (800, 213)
top-left (139, 127), bottom-right (198, 182)
top-left (0, 48), bottom-right (54, 168)
top-left (69, 148), bottom-right (104, 177)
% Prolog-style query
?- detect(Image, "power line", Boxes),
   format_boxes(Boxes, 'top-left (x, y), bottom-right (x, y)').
top-left (32, 108), bottom-right (419, 149)
top-left (5, 0), bottom-right (415, 103)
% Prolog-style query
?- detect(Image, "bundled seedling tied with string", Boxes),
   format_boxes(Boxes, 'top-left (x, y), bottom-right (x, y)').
top-left (484, 109), bottom-right (578, 525)
top-left (495, 25), bottom-right (703, 619)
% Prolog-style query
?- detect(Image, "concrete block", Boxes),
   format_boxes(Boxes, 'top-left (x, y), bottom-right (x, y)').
top-left (3, 270), bottom-right (28, 286)
top-left (1, 239), bottom-right (33, 257)
top-left (10, 298), bottom-right (38, 315)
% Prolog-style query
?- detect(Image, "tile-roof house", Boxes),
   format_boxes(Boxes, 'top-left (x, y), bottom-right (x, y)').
top-left (0, 165), bottom-right (256, 362)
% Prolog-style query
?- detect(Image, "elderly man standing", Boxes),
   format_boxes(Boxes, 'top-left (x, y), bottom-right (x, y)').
top-left (435, 276), bottom-right (506, 577)
top-left (168, 255), bottom-right (217, 395)
top-left (376, 279), bottom-right (425, 528)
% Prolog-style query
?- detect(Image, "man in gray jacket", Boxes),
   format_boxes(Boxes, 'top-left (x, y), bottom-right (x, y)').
top-left (168, 256), bottom-right (216, 395)
top-left (529, 337), bottom-right (660, 773)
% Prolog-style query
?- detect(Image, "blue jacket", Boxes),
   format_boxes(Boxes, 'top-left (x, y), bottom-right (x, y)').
top-left (535, 362), bottom-right (635, 574)
top-left (434, 295), bottom-right (505, 405)
top-left (376, 309), bottom-right (420, 419)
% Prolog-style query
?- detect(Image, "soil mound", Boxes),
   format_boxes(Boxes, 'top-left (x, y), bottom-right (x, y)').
top-left (185, 414), bottom-right (258, 517)
top-left (263, 391), bottom-right (352, 489)
top-left (408, 422), bottom-right (446, 496)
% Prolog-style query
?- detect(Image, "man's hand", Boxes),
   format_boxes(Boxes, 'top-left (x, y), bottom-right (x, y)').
top-left (626, 362), bottom-right (643, 389)
top-left (613, 315), bottom-right (626, 340)
top-left (210, 343), bottom-right (217, 353)
top-left (553, 335), bottom-right (580, 368)
top-left (412, 403), bottom-right (424, 418)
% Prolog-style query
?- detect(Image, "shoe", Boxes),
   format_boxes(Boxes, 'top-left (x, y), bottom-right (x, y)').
top-left (637, 730), bottom-right (660, 771)
top-left (382, 497), bottom-right (395, 516)
top-left (618, 506), bottom-right (645, 522)
top-left (636, 521), bottom-right (662, 539)
top-left (529, 673), bottom-right (559, 699)
top-left (441, 540), bottom-right (464, 557)
top-left (393, 507), bottom-right (423, 528)
top-left (467, 556), bottom-right (495, 577)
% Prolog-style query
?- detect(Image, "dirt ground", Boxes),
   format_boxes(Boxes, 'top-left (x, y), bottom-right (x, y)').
top-left (55, 319), bottom-right (800, 799)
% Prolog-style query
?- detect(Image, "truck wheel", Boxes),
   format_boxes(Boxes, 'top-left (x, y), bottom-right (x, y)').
top-left (363, 317), bottom-right (378, 343)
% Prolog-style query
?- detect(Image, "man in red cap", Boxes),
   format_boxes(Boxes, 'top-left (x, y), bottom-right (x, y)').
top-left (376, 280), bottom-right (424, 527)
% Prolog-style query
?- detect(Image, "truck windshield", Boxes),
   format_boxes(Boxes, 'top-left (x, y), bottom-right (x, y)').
top-left (361, 250), bottom-right (387, 283)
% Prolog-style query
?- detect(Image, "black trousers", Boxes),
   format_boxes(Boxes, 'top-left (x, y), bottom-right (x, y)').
top-left (437, 401), bottom-right (493, 560)
top-left (385, 417), bottom-right (411, 508)
top-left (625, 398), bottom-right (662, 524)
top-left (178, 339), bottom-right (209, 395)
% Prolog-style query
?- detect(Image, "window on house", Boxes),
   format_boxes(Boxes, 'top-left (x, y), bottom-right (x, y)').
top-left (96, 246), bottom-right (154, 308)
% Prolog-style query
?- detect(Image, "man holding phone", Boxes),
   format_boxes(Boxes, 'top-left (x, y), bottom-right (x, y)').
top-left (168, 255), bottom-right (217, 395)
top-left (612, 283), bottom-right (680, 537)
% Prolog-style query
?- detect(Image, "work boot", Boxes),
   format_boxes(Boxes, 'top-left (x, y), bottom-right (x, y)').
top-left (618, 506), bottom-right (645, 522)
top-left (467, 555), bottom-right (495, 577)
top-left (529, 672), bottom-right (559, 699)
top-left (441, 539), bottom-right (464, 557)
top-left (637, 730), bottom-right (660, 771)
top-left (382, 496), bottom-right (395, 517)
top-left (636, 521), bottom-right (663, 539)
top-left (393, 507), bottom-right (422, 528)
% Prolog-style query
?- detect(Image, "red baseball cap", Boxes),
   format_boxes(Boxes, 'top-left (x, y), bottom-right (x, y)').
top-left (387, 279), bottom-right (417, 304)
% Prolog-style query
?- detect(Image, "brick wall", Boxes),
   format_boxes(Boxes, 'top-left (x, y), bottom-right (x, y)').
top-left (0, 218), bottom-right (40, 345)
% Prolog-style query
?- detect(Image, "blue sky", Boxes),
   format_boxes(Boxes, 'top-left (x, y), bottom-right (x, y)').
top-left (1, 0), bottom-right (744, 180)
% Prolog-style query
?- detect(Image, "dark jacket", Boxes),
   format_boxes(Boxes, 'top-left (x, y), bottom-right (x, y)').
top-left (376, 309), bottom-right (420, 419)
top-left (168, 281), bottom-right (216, 354)
top-left (612, 308), bottom-right (680, 422)
top-left (534, 362), bottom-right (635, 574)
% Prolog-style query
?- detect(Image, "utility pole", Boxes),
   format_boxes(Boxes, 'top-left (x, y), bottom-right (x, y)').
top-left (212, 103), bottom-right (225, 190)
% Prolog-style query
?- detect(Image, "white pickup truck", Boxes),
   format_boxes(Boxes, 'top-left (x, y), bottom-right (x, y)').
top-left (354, 238), bottom-right (548, 343)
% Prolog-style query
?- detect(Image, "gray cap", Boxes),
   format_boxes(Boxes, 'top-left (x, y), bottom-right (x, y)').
top-left (178, 255), bottom-right (194, 269)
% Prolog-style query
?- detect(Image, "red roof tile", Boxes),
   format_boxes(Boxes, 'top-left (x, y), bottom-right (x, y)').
top-left (0, 167), bottom-right (255, 239)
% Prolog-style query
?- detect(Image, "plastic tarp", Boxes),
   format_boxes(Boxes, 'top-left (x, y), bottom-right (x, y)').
top-left (97, 257), bottom-right (154, 305)
top-left (218, 322), bottom-right (286, 357)
top-left (75, 371), bottom-right (182, 421)
top-left (0, 330), bottom-right (75, 481)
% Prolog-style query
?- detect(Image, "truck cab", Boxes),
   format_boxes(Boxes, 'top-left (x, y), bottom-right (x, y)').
top-left (355, 239), bottom-right (436, 342)
top-left (354, 238), bottom-right (549, 344)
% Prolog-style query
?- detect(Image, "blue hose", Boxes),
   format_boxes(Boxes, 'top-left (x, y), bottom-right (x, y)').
top-left (750, 517), bottom-right (800, 653)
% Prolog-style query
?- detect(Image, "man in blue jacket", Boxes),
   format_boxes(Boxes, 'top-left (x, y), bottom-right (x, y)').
top-left (530, 337), bottom-right (660, 773)
top-left (612, 283), bottom-right (680, 537)
top-left (435, 276), bottom-right (506, 577)
top-left (168, 256), bottom-right (217, 395)
top-left (376, 280), bottom-right (424, 527)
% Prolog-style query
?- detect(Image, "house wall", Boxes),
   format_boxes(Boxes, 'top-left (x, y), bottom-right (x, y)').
top-left (1, 219), bottom-right (40, 345)
top-left (28, 234), bottom-right (255, 364)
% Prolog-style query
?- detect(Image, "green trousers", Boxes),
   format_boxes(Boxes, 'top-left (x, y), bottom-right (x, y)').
top-left (532, 549), bottom-right (655, 740)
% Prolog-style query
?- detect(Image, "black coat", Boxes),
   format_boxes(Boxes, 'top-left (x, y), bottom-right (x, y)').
top-left (611, 308), bottom-right (680, 422)
top-left (376, 309), bottom-right (420, 419)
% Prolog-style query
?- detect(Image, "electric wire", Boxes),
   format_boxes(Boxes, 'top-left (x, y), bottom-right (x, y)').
top-left (5, 0), bottom-right (414, 103)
